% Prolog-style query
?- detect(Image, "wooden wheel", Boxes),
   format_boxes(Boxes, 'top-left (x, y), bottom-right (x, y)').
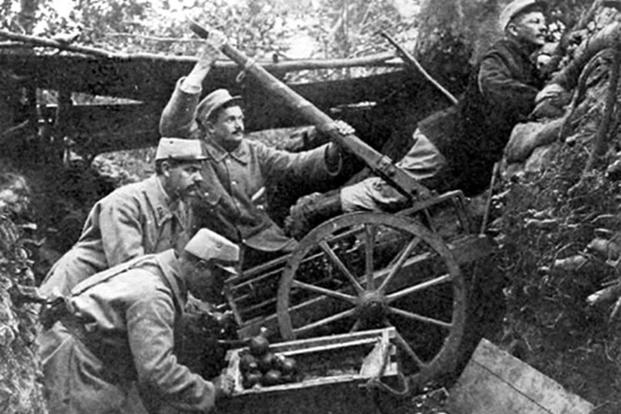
top-left (277, 212), bottom-right (466, 388)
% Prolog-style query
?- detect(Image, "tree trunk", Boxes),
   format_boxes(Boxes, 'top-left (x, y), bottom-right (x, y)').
top-left (415, 0), bottom-right (506, 93)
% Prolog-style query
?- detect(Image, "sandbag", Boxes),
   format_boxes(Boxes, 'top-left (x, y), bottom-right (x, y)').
top-left (504, 118), bottom-right (564, 164)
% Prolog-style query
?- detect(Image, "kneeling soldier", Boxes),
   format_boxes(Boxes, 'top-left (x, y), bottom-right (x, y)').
top-left (39, 228), bottom-right (239, 414)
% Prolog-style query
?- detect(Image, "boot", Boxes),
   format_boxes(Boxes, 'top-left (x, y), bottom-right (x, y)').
top-left (284, 190), bottom-right (342, 240)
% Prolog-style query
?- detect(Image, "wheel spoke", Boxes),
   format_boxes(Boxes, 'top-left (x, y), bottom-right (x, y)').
top-left (387, 306), bottom-right (453, 329)
top-left (388, 320), bottom-right (427, 369)
top-left (291, 280), bottom-right (358, 304)
top-left (293, 307), bottom-right (358, 336)
top-left (364, 224), bottom-right (376, 290)
top-left (385, 273), bottom-right (452, 303)
top-left (319, 240), bottom-right (364, 293)
top-left (378, 236), bottom-right (422, 293)
top-left (350, 319), bottom-right (362, 333)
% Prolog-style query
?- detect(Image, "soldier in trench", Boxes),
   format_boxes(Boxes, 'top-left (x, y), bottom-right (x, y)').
top-left (285, 0), bottom-right (551, 239)
top-left (159, 31), bottom-right (354, 268)
top-left (38, 138), bottom-right (206, 299)
top-left (39, 228), bottom-right (239, 414)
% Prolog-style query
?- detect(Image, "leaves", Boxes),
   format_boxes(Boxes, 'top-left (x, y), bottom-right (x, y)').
top-left (2, 0), bottom-right (420, 82)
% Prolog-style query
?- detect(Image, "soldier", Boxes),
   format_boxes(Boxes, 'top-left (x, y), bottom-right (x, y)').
top-left (39, 137), bottom-right (206, 297)
top-left (159, 31), bottom-right (352, 267)
top-left (40, 228), bottom-right (239, 414)
top-left (285, 0), bottom-right (549, 238)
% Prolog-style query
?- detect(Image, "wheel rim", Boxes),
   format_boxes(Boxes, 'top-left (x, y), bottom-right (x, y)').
top-left (277, 212), bottom-right (466, 388)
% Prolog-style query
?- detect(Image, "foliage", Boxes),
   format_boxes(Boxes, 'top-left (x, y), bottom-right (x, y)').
top-left (1, 0), bottom-right (420, 81)
top-left (494, 33), bottom-right (621, 411)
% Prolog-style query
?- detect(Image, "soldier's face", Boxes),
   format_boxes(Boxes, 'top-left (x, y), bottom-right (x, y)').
top-left (207, 106), bottom-right (245, 150)
top-left (166, 162), bottom-right (203, 199)
top-left (510, 11), bottom-right (547, 47)
top-left (183, 260), bottom-right (227, 303)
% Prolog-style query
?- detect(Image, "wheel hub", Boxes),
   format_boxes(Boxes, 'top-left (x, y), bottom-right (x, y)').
top-left (356, 290), bottom-right (387, 324)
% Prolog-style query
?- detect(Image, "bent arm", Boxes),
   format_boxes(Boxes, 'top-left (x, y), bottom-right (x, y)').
top-left (128, 294), bottom-right (219, 412)
top-left (260, 142), bottom-right (341, 183)
top-left (160, 41), bottom-right (220, 139)
top-left (159, 78), bottom-right (202, 139)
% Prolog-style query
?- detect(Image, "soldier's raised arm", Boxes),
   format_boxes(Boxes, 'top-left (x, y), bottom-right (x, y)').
top-left (159, 30), bottom-right (227, 138)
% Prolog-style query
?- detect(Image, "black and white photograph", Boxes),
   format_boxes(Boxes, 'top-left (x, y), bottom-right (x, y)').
top-left (0, 0), bottom-right (616, 413)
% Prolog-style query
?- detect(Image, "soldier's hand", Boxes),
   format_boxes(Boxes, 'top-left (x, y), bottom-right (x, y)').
top-left (195, 29), bottom-right (227, 71)
top-left (334, 120), bottom-right (355, 136)
top-left (213, 373), bottom-right (235, 399)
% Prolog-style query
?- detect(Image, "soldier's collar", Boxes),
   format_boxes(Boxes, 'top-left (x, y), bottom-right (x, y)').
top-left (144, 176), bottom-right (175, 225)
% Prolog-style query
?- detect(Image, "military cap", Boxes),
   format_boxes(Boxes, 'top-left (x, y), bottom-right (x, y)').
top-left (184, 228), bottom-right (240, 274)
top-left (499, 0), bottom-right (547, 30)
top-left (155, 138), bottom-right (207, 161)
top-left (196, 89), bottom-right (242, 123)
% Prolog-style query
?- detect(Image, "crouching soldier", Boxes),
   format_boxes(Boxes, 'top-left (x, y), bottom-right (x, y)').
top-left (40, 137), bottom-right (206, 298)
top-left (39, 228), bottom-right (239, 414)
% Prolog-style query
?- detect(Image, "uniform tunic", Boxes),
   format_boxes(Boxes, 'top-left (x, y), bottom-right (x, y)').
top-left (40, 175), bottom-right (192, 297)
top-left (160, 79), bottom-right (340, 253)
top-left (39, 250), bottom-right (218, 414)
top-left (340, 36), bottom-right (544, 210)
top-left (440, 37), bottom-right (544, 195)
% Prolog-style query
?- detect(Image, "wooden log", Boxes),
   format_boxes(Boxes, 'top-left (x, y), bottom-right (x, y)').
top-left (0, 30), bottom-right (400, 69)
top-left (0, 52), bottom-right (412, 119)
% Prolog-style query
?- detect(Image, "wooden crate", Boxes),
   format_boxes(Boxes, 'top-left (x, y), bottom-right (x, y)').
top-left (215, 328), bottom-right (400, 414)
top-left (447, 338), bottom-right (594, 414)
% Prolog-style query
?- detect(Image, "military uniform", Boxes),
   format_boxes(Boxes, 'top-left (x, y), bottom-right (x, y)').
top-left (160, 79), bottom-right (340, 254)
top-left (40, 175), bottom-right (193, 297)
top-left (40, 249), bottom-right (218, 414)
top-left (339, 36), bottom-right (544, 211)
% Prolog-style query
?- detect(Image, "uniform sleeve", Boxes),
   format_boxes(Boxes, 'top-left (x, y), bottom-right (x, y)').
top-left (478, 54), bottom-right (539, 121)
top-left (258, 142), bottom-right (340, 183)
top-left (159, 77), bottom-right (202, 139)
top-left (98, 195), bottom-right (145, 266)
top-left (127, 292), bottom-right (218, 412)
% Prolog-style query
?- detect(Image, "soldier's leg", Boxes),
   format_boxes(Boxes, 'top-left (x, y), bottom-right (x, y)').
top-left (285, 129), bottom-right (447, 239)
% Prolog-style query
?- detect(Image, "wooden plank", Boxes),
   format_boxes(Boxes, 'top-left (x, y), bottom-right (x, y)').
top-left (0, 52), bottom-right (416, 109)
top-left (447, 339), bottom-right (594, 414)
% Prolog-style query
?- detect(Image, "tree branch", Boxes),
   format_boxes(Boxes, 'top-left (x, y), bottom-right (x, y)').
top-left (0, 28), bottom-right (402, 72)
top-left (103, 33), bottom-right (204, 43)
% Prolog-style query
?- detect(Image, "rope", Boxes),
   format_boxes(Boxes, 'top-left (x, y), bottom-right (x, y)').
top-left (235, 57), bottom-right (257, 83)
top-left (360, 338), bottom-right (411, 414)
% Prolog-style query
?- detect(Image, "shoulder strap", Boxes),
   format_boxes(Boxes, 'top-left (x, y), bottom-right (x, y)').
top-left (70, 254), bottom-right (154, 296)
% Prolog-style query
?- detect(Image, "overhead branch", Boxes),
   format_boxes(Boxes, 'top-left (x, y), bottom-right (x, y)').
top-left (0, 29), bottom-right (121, 58)
top-left (0, 29), bottom-right (402, 72)
top-left (103, 33), bottom-right (205, 43)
